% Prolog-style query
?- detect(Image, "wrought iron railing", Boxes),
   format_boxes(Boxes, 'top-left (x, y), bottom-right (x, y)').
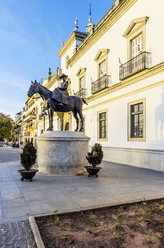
top-left (74, 88), bottom-right (87, 98)
top-left (119, 52), bottom-right (150, 81)
top-left (91, 75), bottom-right (110, 94)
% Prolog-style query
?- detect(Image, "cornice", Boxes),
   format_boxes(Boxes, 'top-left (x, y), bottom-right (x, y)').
top-left (84, 79), bottom-right (164, 112)
top-left (58, 31), bottom-right (88, 58)
top-left (86, 62), bottom-right (164, 103)
top-left (69, 0), bottom-right (138, 67)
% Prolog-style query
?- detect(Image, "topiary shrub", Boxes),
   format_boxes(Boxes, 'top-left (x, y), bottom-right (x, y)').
top-left (86, 143), bottom-right (103, 168)
top-left (20, 142), bottom-right (37, 171)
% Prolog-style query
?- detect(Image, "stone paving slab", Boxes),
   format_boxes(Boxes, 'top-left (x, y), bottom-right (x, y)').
top-left (0, 160), bottom-right (164, 224)
top-left (0, 156), bottom-right (164, 247)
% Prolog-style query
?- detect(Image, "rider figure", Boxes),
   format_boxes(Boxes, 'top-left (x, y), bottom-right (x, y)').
top-left (51, 74), bottom-right (70, 106)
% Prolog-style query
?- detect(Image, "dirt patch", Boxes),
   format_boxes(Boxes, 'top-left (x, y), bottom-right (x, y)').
top-left (36, 199), bottom-right (164, 248)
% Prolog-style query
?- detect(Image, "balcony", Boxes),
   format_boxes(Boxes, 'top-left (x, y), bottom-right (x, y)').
top-left (91, 75), bottom-right (110, 94)
top-left (74, 88), bottom-right (87, 98)
top-left (24, 114), bottom-right (36, 122)
top-left (24, 131), bottom-right (30, 137)
top-left (119, 52), bottom-right (150, 81)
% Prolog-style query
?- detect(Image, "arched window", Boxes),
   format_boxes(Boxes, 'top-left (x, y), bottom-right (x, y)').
top-left (65, 122), bottom-right (69, 131)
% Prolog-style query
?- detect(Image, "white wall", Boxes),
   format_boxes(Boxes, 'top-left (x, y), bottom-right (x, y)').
top-left (63, 0), bottom-right (164, 99)
top-left (83, 71), bottom-right (164, 150)
top-left (47, 0), bottom-right (164, 170)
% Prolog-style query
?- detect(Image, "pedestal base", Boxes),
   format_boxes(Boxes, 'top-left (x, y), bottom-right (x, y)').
top-left (38, 131), bottom-right (90, 175)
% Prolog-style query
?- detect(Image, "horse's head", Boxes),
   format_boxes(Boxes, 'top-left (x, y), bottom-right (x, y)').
top-left (27, 80), bottom-right (39, 97)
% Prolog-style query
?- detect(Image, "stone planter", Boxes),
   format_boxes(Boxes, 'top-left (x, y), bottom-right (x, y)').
top-left (84, 166), bottom-right (102, 177)
top-left (18, 169), bottom-right (38, 181)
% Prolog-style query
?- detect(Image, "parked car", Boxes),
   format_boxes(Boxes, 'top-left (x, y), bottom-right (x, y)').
top-left (12, 141), bottom-right (19, 148)
top-left (0, 141), bottom-right (4, 147)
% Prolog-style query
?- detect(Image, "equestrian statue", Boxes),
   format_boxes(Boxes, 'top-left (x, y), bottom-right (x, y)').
top-left (27, 74), bottom-right (88, 132)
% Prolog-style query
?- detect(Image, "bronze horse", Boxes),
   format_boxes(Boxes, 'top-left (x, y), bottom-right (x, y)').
top-left (27, 81), bottom-right (87, 132)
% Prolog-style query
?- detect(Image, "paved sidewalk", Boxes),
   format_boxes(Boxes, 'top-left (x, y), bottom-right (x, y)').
top-left (0, 160), bottom-right (164, 248)
top-left (0, 160), bottom-right (164, 224)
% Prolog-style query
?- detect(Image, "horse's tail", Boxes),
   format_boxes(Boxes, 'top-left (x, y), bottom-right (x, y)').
top-left (82, 98), bottom-right (88, 105)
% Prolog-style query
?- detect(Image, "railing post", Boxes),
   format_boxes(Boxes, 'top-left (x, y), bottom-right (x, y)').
top-left (143, 52), bottom-right (145, 69)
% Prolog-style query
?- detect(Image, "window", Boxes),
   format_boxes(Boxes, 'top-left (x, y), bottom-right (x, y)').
top-left (128, 99), bottom-right (146, 141)
top-left (120, 18), bottom-right (149, 80)
top-left (63, 112), bottom-right (72, 131)
top-left (65, 122), bottom-right (69, 131)
top-left (99, 112), bottom-right (106, 139)
top-left (76, 67), bottom-right (87, 98)
top-left (131, 103), bottom-right (143, 138)
top-left (130, 34), bottom-right (144, 74)
top-left (79, 76), bottom-right (85, 90)
top-left (123, 17), bottom-right (149, 60)
top-left (94, 49), bottom-right (109, 79)
top-left (131, 34), bottom-right (143, 58)
top-left (98, 110), bottom-right (108, 140)
top-left (99, 60), bottom-right (106, 78)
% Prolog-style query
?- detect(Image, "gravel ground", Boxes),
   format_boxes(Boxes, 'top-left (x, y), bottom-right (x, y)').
top-left (0, 220), bottom-right (36, 248)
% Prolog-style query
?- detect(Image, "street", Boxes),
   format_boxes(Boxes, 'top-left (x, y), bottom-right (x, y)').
top-left (0, 147), bottom-right (21, 163)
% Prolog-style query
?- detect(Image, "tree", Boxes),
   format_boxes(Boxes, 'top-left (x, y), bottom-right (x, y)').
top-left (0, 113), bottom-right (13, 140)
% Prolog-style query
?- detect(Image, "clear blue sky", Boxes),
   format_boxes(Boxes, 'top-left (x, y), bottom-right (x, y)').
top-left (0, 0), bottom-right (114, 119)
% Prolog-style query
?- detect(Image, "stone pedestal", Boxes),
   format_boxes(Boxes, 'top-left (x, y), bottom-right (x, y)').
top-left (38, 131), bottom-right (90, 175)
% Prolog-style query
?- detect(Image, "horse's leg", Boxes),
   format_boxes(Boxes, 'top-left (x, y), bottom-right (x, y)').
top-left (46, 104), bottom-right (50, 131)
top-left (49, 107), bottom-right (54, 130)
top-left (73, 111), bottom-right (79, 131)
top-left (78, 110), bottom-right (84, 132)
top-left (46, 100), bottom-right (53, 131)
top-left (46, 108), bottom-right (51, 131)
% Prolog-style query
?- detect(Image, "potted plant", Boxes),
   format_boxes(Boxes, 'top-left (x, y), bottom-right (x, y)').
top-left (85, 143), bottom-right (103, 177)
top-left (18, 142), bottom-right (38, 181)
